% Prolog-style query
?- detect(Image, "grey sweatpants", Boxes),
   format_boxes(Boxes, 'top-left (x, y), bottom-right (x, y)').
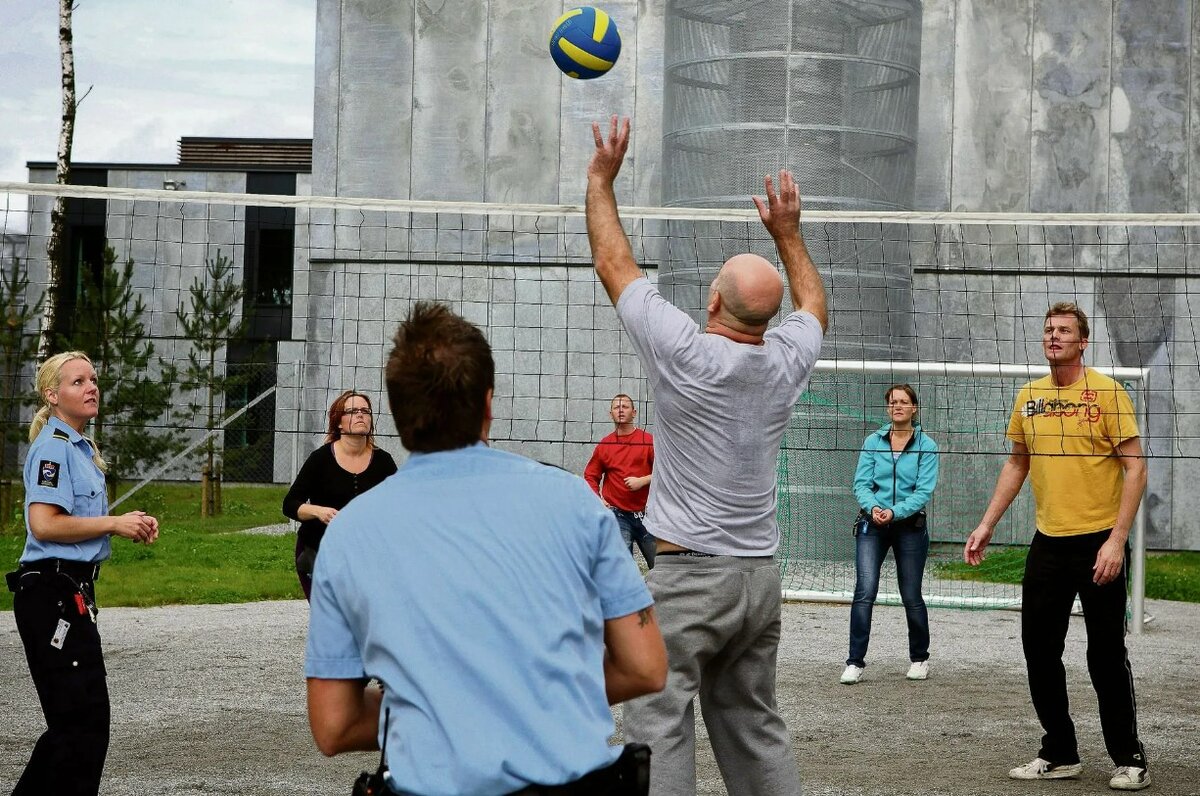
top-left (622, 555), bottom-right (802, 796)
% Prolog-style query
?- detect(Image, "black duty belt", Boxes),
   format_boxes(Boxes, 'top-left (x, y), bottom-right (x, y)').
top-left (19, 558), bottom-right (101, 582)
top-left (508, 743), bottom-right (651, 795)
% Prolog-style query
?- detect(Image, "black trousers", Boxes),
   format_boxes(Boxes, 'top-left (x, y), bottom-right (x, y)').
top-left (1021, 530), bottom-right (1147, 769)
top-left (11, 571), bottom-right (110, 796)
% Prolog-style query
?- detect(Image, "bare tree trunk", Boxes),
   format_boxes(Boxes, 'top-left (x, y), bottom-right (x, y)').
top-left (38, 0), bottom-right (78, 362)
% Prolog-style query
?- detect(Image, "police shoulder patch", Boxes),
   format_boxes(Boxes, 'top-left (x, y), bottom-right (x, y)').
top-left (37, 460), bottom-right (60, 488)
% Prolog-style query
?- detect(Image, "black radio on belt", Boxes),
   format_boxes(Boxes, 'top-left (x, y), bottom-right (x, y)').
top-left (352, 706), bottom-right (390, 796)
top-left (351, 769), bottom-right (387, 796)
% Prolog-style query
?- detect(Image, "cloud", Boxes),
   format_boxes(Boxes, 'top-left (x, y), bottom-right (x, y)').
top-left (0, 0), bottom-right (315, 181)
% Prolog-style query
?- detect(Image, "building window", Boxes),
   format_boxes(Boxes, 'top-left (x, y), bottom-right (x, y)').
top-left (244, 172), bottom-right (296, 341)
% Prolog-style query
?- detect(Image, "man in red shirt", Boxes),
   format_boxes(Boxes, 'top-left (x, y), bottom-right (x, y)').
top-left (585, 394), bottom-right (655, 568)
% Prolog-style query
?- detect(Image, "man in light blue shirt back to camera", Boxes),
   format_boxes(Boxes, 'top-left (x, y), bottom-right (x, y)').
top-left (304, 301), bottom-right (667, 796)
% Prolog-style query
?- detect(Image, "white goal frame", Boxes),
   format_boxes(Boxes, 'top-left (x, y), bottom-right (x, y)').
top-left (781, 358), bottom-right (1150, 634)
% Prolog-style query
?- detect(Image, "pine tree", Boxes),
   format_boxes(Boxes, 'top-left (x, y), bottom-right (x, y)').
top-left (64, 245), bottom-right (185, 500)
top-left (0, 257), bottom-right (44, 527)
top-left (175, 250), bottom-right (248, 516)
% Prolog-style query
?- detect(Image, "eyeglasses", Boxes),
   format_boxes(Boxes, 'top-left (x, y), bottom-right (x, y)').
top-left (344, 408), bottom-right (372, 417)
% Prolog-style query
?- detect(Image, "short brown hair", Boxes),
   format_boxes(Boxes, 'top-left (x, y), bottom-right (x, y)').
top-left (1045, 302), bottom-right (1090, 339)
top-left (325, 390), bottom-right (376, 446)
top-left (885, 383), bottom-right (918, 407)
top-left (386, 302), bottom-right (495, 453)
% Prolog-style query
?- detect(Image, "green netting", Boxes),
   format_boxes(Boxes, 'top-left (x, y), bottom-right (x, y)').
top-left (775, 368), bottom-right (1142, 608)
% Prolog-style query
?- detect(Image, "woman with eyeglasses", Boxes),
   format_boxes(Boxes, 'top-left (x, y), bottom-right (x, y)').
top-left (840, 383), bottom-right (939, 685)
top-left (283, 390), bottom-right (397, 600)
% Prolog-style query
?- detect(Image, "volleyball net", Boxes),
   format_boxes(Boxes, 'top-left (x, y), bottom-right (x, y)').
top-left (3, 181), bottom-right (1199, 618)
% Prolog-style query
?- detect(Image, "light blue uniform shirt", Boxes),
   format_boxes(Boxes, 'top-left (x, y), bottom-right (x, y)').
top-left (305, 443), bottom-right (652, 796)
top-left (21, 416), bottom-right (110, 564)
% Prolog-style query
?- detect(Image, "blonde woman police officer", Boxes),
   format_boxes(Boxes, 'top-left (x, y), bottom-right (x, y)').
top-left (6, 351), bottom-right (159, 796)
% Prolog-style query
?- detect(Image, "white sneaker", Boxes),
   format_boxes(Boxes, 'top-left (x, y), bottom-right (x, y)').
top-left (1109, 766), bottom-right (1150, 790)
top-left (839, 664), bottom-right (864, 684)
top-left (1008, 757), bottom-right (1083, 780)
top-left (906, 661), bottom-right (929, 680)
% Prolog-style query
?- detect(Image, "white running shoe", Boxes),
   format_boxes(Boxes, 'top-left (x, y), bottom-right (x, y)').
top-left (906, 661), bottom-right (929, 680)
top-left (1109, 766), bottom-right (1150, 790)
top-left (1008, 757), bottom-right (1083, 780)
top-left (839, 664), bottom-right (864, 684)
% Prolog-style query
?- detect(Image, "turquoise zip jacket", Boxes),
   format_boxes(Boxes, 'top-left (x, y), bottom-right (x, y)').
top-left (853, 423), bottom-right (939, 521)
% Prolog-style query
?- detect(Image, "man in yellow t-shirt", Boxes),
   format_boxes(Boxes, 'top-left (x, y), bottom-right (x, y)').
top-left (964, 302), bottom-right (1150, 792)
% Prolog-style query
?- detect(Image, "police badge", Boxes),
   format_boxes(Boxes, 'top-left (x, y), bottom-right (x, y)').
top-left (38, 460), bottom-right (59, 488)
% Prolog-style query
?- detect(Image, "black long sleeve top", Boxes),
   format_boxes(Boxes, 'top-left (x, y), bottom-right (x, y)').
top-left (282, 442), bottom-right (398, 550)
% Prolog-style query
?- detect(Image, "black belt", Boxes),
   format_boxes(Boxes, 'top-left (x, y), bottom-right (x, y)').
top-left (508, 743), bottom-right (650, 795)
top-left (20, 558), bottom-right (101, 582)
top-left (656, 550), bottom-right (715, 558)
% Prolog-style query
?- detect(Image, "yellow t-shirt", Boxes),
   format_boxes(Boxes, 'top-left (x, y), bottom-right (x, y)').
top-left (1006, 369), bottom-right (1140, 536)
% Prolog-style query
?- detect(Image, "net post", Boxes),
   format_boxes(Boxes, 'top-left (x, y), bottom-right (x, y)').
top-left (1130, 368), bottom-right (1151, 635)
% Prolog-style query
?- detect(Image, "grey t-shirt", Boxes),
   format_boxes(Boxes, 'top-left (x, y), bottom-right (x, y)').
top-left (616, 278), bottom-right (823, 555)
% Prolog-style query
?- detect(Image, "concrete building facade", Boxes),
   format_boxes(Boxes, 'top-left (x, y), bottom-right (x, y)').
top-left (307, 0), bottom-right (1200, 551)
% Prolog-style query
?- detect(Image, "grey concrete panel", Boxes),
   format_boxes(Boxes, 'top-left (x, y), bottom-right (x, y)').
top-left (1167, 356), bottom-right (1200, 549)
top-left (631, 0), bottom-right (665, 206)
top-left (410, 0), bottom-right (487, 200)
top-left (556, 0), bottom-right (639, 206)
top-left (485, 0), bottom-right (564, 203)
top-left (1192, 3), bottom-right (1200, 212)
top-left (950, 0), bottom-right (1032, 212)
top-left (314, 0), bottom-right (343, 197)
top-left (335, 1), bottom-right (415, 198)
top-left (1030, 0), bottom-right (1111, 212)
top-left (914, 0), bottom-right (956, 211)
top-left (1109, 0), bottom-right (1189, 212)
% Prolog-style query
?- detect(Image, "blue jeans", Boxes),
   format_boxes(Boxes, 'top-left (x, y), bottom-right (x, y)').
top-left (847, 518), bottom-right (929, 667)
top-left (612, 508), bottom-right (655, 568)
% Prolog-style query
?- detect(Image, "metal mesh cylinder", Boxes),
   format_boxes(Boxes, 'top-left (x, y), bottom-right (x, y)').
top-left (662, 0), bottom-right (922, 211)
top-left (659, 2), bottom-right (923, 550)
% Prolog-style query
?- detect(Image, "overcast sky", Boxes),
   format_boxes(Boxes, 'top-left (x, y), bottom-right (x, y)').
top-left (0, 0), bottom-right (315, 192)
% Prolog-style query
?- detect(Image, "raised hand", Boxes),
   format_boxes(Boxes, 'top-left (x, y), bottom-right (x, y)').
top-left (752, 170), bottom-right (802, 240)
top-left (588, 115), bottom-right (631, 186)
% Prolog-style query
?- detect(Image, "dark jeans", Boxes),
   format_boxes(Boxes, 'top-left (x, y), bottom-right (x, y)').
top-left (12, 572), bottom-right (110, 796)
top-left (847, 519), bottom-right (929, 667)
top-left (612, 508), bottom-right (655, 568)
top-left (1022, 530), bottom-right (1147, 769)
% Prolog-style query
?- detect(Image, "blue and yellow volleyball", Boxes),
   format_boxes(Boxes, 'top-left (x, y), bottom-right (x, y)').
top-left (549, 7), bottom-right (621, 80)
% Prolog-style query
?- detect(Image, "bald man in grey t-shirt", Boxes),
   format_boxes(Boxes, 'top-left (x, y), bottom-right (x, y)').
top-left (585, 116), bottom-right (827, 796)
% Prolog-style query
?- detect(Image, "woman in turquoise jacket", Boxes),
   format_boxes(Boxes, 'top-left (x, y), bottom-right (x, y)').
top-left (841, 383), bottom-right (939, 685)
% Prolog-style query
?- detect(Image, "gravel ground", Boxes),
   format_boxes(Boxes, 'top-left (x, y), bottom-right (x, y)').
top-left (1, 598), bottom-right (1197, 795)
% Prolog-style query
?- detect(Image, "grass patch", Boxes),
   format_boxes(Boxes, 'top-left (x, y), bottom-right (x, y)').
top-left (937, 547), bottom-right (1200, 603)
top-left (1144, 552), bottom-right (1200, 602)
top-left (0, 482), bottom-right (302, 610)
top-left (936, 547), bottom-right (1027, 585)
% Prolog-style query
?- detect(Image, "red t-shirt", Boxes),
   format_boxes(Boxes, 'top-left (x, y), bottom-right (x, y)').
top-left (583, 428), bottom-right (654, 512)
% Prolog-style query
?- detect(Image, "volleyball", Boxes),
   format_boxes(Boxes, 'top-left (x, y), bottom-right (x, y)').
top-left (549, 7), bottom-right (621, 80)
